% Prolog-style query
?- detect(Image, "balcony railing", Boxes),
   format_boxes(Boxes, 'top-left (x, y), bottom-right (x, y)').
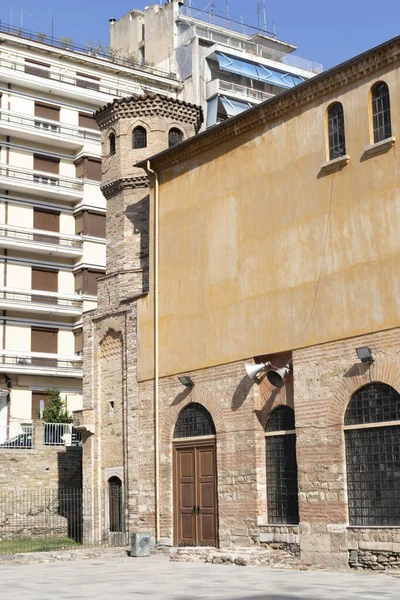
top-left (0, 351), bottom-right (82, 374)
top-left (0, 108), bottom-right (101, 143)
top-left (0, 287), bottom-right (83, 310)
top-left (0, 164), bottom-right (83, 194)
top-left (0, 422), bottom-right (34, 449)
top-left (44, 423), bottom-right (82, 446)
top-left (0, 224), bottom-right (83, 250)
top-left (217, 79), bottom-right (274, 102)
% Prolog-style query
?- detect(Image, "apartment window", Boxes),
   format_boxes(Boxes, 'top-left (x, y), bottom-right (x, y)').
top-left (74, 329), bottom-right (83, 355)
top-left (78, 112), bottom-right (99, 131)
top-left (133, 126), bottom-right (147, 149)
top-left (75, 157), bottom-right (102, 181)
top-left (345, 383), bottom-right (400, 526)
top-left (25, 58), bottom-right (50, 78)
top-left (109, 133), bottom-right (116, 155)
top-left (75, 269), bottom-right (104, 296)
top-left (168, 127), bottom-right (183, 147)
top-left (75, 210), bottom-right (106, 238)
top-left (265, 406), bottom-right (299, 524)
top-left (33, 154), bottom-right (59, 186)
top-left (327, 102), bottom-right (346, 160)
top-left (33, 208), bottom-right (60, 244)
top-left (31, 390), bottom-right (50, 420)
top-left (34, 102), bottom-right (60, 132)
top-left (76, 72), bottom-right (100, 91)
top-left (31, 267), bottom-right (58, 305)
top-left (31, 327), bottom-right (58, 367)
top-left (372, 82), bottom-right (392, 143)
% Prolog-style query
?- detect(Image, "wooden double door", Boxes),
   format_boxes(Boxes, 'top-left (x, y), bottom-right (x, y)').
top-left (174, 442), bottom-right (218, 547)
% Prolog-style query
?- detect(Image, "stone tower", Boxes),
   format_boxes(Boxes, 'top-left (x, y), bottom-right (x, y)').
top-left (75, 94), bottom-right (202, 543)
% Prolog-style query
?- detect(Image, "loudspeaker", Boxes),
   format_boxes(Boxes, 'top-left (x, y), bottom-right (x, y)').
top-left (245, 361), bottom-right (271, 382)
top-left (266, 363), bottom-right (291, 388)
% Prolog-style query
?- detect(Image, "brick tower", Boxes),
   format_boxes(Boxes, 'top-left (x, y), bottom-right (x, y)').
top-left (75, 94), bottom-right (202, 543)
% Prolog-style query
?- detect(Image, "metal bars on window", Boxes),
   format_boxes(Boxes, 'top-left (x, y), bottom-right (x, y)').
top-left (344, 383), bottom-right (400, 426)
top-left (133, 126), bottom-right (147, 149)
top-left (372, 82), bottom-right (392, 143)
top-left (173, 402), bottom-right (216, 438)
top-left (168, 128), bottom-right (183, 148)
top-left (265, 406), bottom-right (299, 524)
top-left (328, 102), bottom-right (346, 160)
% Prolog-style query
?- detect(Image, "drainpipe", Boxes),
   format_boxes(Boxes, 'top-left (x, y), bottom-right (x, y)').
top-left (146, 160), bottom-right (160, 544)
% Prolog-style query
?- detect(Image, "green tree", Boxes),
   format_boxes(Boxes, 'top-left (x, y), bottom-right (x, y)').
top-left (42, 389), bottom-right (72, 423)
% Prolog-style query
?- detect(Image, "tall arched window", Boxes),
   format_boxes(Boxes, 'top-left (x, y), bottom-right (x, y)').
top-left (168, 127), bottom-right (183, 148)
top-left (133, 126), bottom-right (147, 149)
top-left (265, 406), bottom-right (299, 524)
top-left (173, 403), bottom-right (215, 438)
top-left (108, 476), bottom-right (123, 532)
top-left (345, 383), bottom-right (400, 526)
top-left (327, 102), bottom-right (346, 160)
top-left (372, 82), bottom-right (392, 143)
top-left (109, 132), bottom-right (116, 155)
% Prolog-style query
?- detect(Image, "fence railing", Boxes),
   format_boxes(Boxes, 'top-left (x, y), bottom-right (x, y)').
top-left (179, 5), bottom-right (276, 38)
top-left (218, 79), bottom-right (274, 102)
top-left (0, 109), bottom-right (101, 142)
top-left (0, 351), bottom-right (82, 373)
top-left (0, 224), bottom-right (83, 249)
top-left (0, 287), bottom-right (83, 309)
top-left (0, 487), bottom-right (127, 555)
top-left (44, 423), bottom-right (82, 447)
top-left (0, 164), bottom-right (83, 193)
top-left (0, 423), bottom-right (33, 449)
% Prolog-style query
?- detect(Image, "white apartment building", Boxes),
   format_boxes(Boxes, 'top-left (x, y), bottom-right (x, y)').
top-left (110, 0), bottom-right (322, 127)
top-left (0, 26), bottom-right (180, 443)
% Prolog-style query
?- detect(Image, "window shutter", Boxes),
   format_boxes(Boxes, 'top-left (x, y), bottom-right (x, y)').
top-left (31, 390), bottom-right (50, 420)
top-left (78, 112), bottom-right (99, 130)
top-left (32, 268), bottom-right (58, 292)
top-left (74, 330), bottom-right (83, 354)
top-left (33, 208), bottom-right (60, 232)
top-left (25, 59), bottom-right (50, 78)
top-left (87, 212), bottom-right (106, 238)
top-left (74, 271), bottom-right (83, 293)
top-left (34, 154), bottom-right (60, 174)
top-left (34, 103), bottom-right (60, 121)
top-left (86, 159), bottom-right (102, 181)
top-left (76, 73), bottom-right (100, 91)
top-left (75, 212), bottom-right (84, 235)
top-left (85, 270), bottom-right (100, 296)
top-left (31, 327), bottom-right (58, 353)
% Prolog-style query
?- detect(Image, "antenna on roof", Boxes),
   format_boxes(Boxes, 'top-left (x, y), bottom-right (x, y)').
top-left (210, 2), bottom-right (216, 24)
top-left (20, 8), bottom-right (34, 28)
top-left (225, 0), bottom-right (228, 27)
top-left (262, 0), bottom-right (266, 31)
top-left (237, 11), bottom-right (244, 34)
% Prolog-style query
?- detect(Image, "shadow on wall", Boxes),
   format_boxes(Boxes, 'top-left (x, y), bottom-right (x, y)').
top-left (171, 386), bottom-right (192, 407)
top-left (57, 446), bottom-right (83, 542)
top-left (231, 375), bottom-right (254, 411)
top-left (125, 193), bottom-right (150, 294)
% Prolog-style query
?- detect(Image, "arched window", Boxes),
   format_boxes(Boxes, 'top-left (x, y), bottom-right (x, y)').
top-left (173, 402), bottom-right (216, 438)
top-left (345, 383), bottom-right (400, 526)
top-left (371, 82), bottom-right (392, 144)
top-left (168, 127), bottom-right (183, 148)
top-left (327, 102), bottom-right (346, 160)
top-left (132, 126), bottom-right (147, 149)
top-left (109, 132), bottom-right (116, 155)
top-left (108, 476), bottom-right (123, 532)
top-left (265, 406), bottom-right (299, 524)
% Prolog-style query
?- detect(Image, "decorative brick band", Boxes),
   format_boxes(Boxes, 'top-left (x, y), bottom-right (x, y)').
top-left (101, 175), bottom-right (150, 199)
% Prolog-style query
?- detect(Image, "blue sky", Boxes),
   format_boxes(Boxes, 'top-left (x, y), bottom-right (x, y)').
top-left (1, 0), bottom-right (399, 70)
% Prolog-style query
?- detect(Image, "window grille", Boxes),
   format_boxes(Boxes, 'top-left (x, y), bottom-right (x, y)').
top-left (109, 133), bottom-right (116, 155)
top-left (173, 402), bottom-right (216, 438)
top-left (133, 126), bottom-right (147, 149)
top-left (265, 406), bottom-right (299, 524)
top-left (345, 383), bottom-right (400, 526)
top-left (328, 102), bottom-right (346, 160)
top-left (168, 128), bottom-right (183, 148)
top-left (372, 82), bottom-right (392, 143)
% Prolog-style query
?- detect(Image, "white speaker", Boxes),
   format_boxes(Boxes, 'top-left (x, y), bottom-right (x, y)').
top-left (266, 363), bottom-right (291, 388)
top-left (245, 361), bottom-right (271, 383)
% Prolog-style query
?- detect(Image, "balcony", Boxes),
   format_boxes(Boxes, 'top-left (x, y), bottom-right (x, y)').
top-left (0, 164), bottom-right (83, 201)
top-left (0, 287), bottom-right (83, 316)
top-left (206, 78), bottom-right (274, 104)
top-left (0, 421), bottom-right (82, 448)
top-left (0, 109), bottom-right (101, 152)
top-left (0, 225), bottom-right (83, 257)
top-left (0, 351), bottom-right (82, 377)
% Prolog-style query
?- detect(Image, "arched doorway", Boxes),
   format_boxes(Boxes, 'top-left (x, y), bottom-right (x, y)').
top-left (108, 476), bottom-right (123, 533)
top-left (173, 402), bottom-right (218, 547)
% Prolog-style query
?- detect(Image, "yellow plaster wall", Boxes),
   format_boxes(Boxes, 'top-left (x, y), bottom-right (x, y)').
top-left (138, 66), bottom-right (400, 381)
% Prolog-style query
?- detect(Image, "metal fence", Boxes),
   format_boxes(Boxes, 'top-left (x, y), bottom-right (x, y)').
top-left (44, 423), bottom-right (82, 447)
top-left (0, 423), bottom-right (82, 449)
top-left (0, 424), bottom-right (33, 449)
top-left (0, 487), bottom-right (127, 555)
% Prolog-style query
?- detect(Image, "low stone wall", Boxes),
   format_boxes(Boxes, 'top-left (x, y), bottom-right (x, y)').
top-left (347, 527), bottom-right (400, 571)
top-left (349, 549), bottom-right (400, 571)
top-left (259, 525), bottom-right (300, 557)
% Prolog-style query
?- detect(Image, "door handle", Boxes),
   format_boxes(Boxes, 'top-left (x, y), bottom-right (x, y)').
top-left (196, 506), bottom-right (200, 514)
top-left (193, 506), bottom-right (196, 514)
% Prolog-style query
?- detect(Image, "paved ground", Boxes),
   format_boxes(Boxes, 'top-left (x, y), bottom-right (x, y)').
top-left (1, 554), bottom-right (400, 599)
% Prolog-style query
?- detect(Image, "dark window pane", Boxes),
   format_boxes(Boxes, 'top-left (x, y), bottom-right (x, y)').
top-left (133, 126), bottom-right (147, 149)
top-left (328, 102), bottom-right (346, 160)
top-left (168, 128), bottom-right (183, 148)
top-left (372, 82), bottom-right (392, 143)
top-left (345, 383), bottom-right (400, 426)
top-left (266, 434), bottom-right (299, 524)
top-left (345, 425), bottom-right (400, 526)
top-left (173, 402), bottom-right (215, 438)
top-left (109, 133), bottom-right (116, 155)
top-left (265, 406), bottom-right (295, 432)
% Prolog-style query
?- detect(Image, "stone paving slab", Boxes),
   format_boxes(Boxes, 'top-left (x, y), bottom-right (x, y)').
top-left (1, 554), bottom-right (400, 599)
